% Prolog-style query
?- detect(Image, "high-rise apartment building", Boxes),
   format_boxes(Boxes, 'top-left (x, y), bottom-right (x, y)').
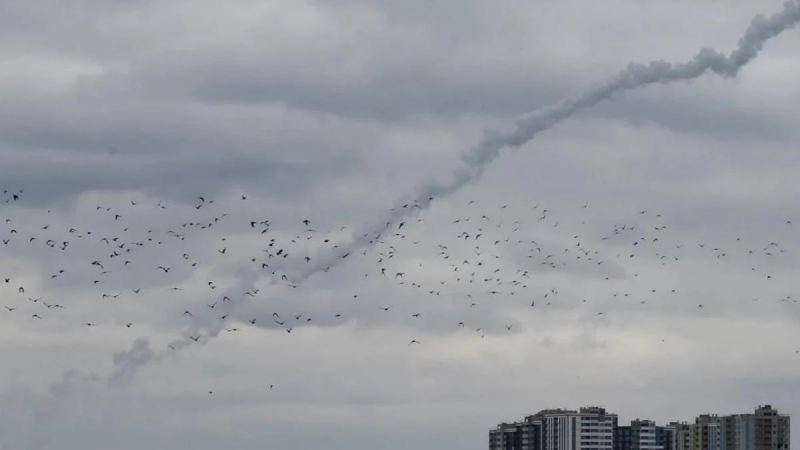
top-left (717, 405), bottom-right (790, 450)
top-left (490, 405), bottom-right (788, 450)
top-left (666, 422), bottom-right (693, 450)
top-left (708, 421), bottom-right (722, 450)
top-left (491, 422), bottom-right (523, 450)
top-left (614, 419), bottom-right (667, 450)
top-left (648, 405), bottom-right (789, 450)
top-left (615, 426), bottom-right (632, 450)
top-left (489, 407), bottom-right (617, 450)
top-left (657, 424), bottom-right (674, 450)
top-left (631, 420), bottom-right (662, 450)
top-left (489, 416), bottom-right (544, 450)
top-left (540, 407), bottom-right (616, 450)
top-left (694, 414), bottom-right (721, 450)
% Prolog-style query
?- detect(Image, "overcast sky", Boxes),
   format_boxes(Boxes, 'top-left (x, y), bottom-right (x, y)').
top-left (1, 1), bottom-right (799, 449)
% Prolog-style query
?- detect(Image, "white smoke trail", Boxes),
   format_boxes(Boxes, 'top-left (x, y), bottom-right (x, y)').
top-left (26, 1), bottom-right (800, 447)
top-left (294, 0), bottom-right (800, 282)
top-left (103, 0), bottom-right (800, 385)
top-left (76, 0), bottom-right (800, 390)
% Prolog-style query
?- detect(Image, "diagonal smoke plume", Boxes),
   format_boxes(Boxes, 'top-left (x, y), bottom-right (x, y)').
top-left (93, 0), bottom-right (800, 386)
top-left (27, 1), bottom-right (800, 447)
top-left (292, 0), bottom-right (800, 282)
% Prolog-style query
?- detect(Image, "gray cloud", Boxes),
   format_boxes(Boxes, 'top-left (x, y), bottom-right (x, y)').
top-left (1, 1), bottom-right (800, 449)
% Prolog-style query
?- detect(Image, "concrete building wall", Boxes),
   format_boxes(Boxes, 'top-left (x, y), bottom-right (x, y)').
top-left (631, 420), bottom-right (662, 450)
top-left (490, 407), bottom-right (616, 450)
top-left (707, 422), bottom-right (722, 450)
top-left (667, 422), bottom-right (692, 450)
top-left (615, 426), bottom-right (632, 450)
top-left (657, 426), bottom-right (674, 450)
top-left (490, 405), bottom-right (788, 450)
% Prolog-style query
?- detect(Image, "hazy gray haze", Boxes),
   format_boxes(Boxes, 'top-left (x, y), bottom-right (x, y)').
top-left (1, 1), bottom-right (799, 449)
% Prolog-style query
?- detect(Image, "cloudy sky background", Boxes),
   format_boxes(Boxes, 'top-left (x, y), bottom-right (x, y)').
top-left (1, 0), bottom-right (800, 449)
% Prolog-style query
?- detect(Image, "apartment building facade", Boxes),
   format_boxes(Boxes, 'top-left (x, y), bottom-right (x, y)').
top-left (490, 405), bottom-right (788, 450)
top-left (489, 407), bottom-right (617, 450)
top-left (657, 423), bottom-right (674, 450)
top-left (630, 419), bottom-right (663, 450)
top-left (666, 422), bottom-right (693, 450)
top-left (717, 405), bottom-right (790, 450)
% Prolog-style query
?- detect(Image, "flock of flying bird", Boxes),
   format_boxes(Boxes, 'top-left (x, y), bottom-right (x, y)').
top-left (2, 186), bottom-right (799, 394)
